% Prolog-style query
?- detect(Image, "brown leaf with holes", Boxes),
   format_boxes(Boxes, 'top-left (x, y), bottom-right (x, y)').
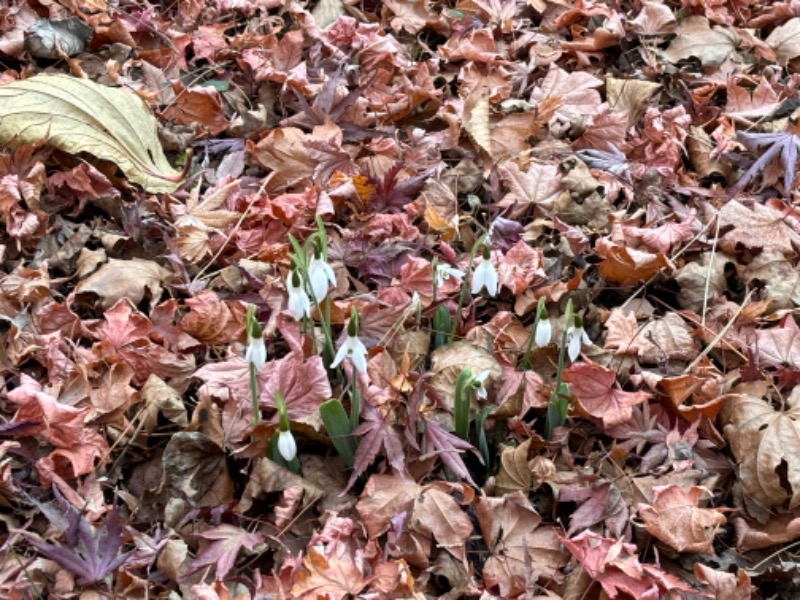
top-left (639, 485), bottom-right (725, 554)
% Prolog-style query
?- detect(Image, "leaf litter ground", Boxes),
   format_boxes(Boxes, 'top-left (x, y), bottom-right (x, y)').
top-left (2, 1), bottom-right (800, 598)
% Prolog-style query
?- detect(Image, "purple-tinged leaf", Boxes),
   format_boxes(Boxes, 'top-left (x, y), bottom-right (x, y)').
top-left (731, 130), bottom-right (800, 195)
top-left (576, 143), bottom-right (631, 182)
top-left (20, 488), bottom-right (129, 585)
top-left (421, 419), bottom-right (478, 486)
top-left (345, 406), bottom-right (405, 492)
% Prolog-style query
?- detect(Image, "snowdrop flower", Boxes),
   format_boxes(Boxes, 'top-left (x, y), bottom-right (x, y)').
top-left (286, 270), bottom-right (311, 320)
top-left (307, 249), bottom-right (336, 302)
top-left (566, 321), bottom-right (592, 361)
top-left (331, 331), bottom-right (369, 374)
top-left (435, 263), bottom-right (465, 288)
top-left (245, 305), bottom-right (266, 369)
top-left (535, 318), bottom-right (552, 348)
top-left (471, 247), bottom-right (498, 296)
top-left (473, 369), bottom-right (490, 401)
top-left (277, 429), bottom-right (297, 462)
top-left (332, 312), bottom-right (368, 374)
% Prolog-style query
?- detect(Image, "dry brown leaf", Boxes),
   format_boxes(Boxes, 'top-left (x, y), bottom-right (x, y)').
top-left (661, 16), bottom-right (739, 68)
top-left (719, 385), bottom-right (800, 510)
top-left (596, 238), bottom-right (673, 287)
top-left (477, 492), bottom-right (567, 597)
top-left (74, 258), bottom-right (171, 310)
top-left (606, 77), bottom-right (661, 126)
top-left (766, 17), bottom-right (800, 65)
top-left (0, 74), bottom-right (182, 192)
top-left (494, 438), bottom-right (532, 495)
top-left (638, 485), bottom-right (725, 554)
top-left (463, 92), bottom-right (492, 156)
top-left (718, 200), bottom-right (800, 255)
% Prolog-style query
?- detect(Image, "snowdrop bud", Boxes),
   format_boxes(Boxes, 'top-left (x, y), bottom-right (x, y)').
top-left (286, 270), bottom-right (311, 321)
top-left (535, 319), bottom-right (552, 348)
top-left (245, 336), bottom-right (267, 370)
top-left (277, 429), bottom-right (297, 462)
top-left (245, 305), bottom-right (266, 369)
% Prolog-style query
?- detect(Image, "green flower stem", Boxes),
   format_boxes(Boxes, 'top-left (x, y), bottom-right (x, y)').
top-left (350, 364), bottom-right (361, 430)
top-left (545, 300), bottom-right (574, 439)
top-left (249, 362), bottom-right (260, 425)
top-left (450, 233), bottom-right (488, 342)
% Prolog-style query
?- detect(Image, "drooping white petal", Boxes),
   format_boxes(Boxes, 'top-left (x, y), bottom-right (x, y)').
top-left (286, 273), bottom-right (311, 320)
top-left (473, 370), bottom-right (490, 400)
top-left (331, 334), bottom-right (369, 374)
top-left (471, 258), bottom-right (498, 296)
top-left (567, 326), bottom-right (583, 361)
top-left (349, 336), bottom-right (369, 374)
top-left (435, 264), bottom-right (465, 288)
top-left (534, 319), bottom-right (552, 347)
top-left (330, 338), bottom-right (350, 369)
top-left (308, 255), bottom-right (336, 301)
top-left (245, 337), bottom-right (267, 370)
top-left (277, 429), bottom-right (297, 462)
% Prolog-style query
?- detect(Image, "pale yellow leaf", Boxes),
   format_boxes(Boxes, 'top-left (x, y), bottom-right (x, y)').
top-left (0, 74), bottom-right (182, 193)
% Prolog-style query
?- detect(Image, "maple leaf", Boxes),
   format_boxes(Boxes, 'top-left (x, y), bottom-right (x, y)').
top-left (560, 531), bottom-right (694, 599)
top-left (730, 129), bottom-right (800, 195)
top-left (563, 360), bottom-right (651, 428)
top-left (638, 485), bottom-right (726, 554)
top-left (188, 524), bottom-right (265, 581)
top-left (22, 490), bottom-right (130, 586)
top-left (346, 405), bottom-right (405, 491)
top-left (421, 418), bottom-right (477, 486)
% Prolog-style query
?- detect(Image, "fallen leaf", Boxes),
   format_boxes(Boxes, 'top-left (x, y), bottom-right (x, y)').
top-left (638, 485), bottom-right (726, 554)
top-left (75, 258), bottom-right (171, 311)
top-left (0, 74), bottom-right (182, 192)
top-left (188, 524), bottom-right (265, 581)
top-left (563, 361), bottom-right (651, 428)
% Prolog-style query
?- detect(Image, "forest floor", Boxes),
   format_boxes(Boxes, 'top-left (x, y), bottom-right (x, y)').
top-left (1, 0), bottom-right (800, 598)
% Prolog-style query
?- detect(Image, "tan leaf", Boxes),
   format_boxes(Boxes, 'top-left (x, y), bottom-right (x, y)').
top-left (0, 74), bottom-right (182, 193)
top-left (497, 159), bottom-right (562, 218)
top-left (494, 438), bottom-right (532, 495)
top-left (429, 340), bottom-right (502, 411)
top-left (75, 258), bottom-right (171, 310)
top-left (412, 483), bottom-right (474, 560)
top-left (719, 386), bottom-right (800, 510)
top-left (718, 200), bottom-right (800, 255)
top-left (638, 485), bottom-right (726, 554)
top-left (477, 492), bottom-right (567, 597)
top-left (606, 77), bottom-right (661, 126)
top-left (605, 309), bottom-right (697, 363)
top-left (463, 92), bottom-right (492, 156)
top-left (766, 17), bottom-right (800, 65)
top-left (661, 16), bottom-right (739, 68)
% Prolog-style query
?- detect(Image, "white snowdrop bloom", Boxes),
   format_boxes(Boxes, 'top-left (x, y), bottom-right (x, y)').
top-left (471, 256), bottom-right (498, 296)
top-left (331, 333), bottom-right (369, 374)
top-left (286, 271), bottom-right (311, 320)
top-left (277, 429), bottom-right (297, 462)
top-left (308, 254), bottom-right (336, 302)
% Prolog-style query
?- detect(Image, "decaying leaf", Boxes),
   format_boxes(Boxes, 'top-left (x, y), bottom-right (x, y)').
top-left (74, 258), bottom-right (171, 311)
top-left (0, 74), bottom-right (182, 193)
top-left (719, 384), bottom-right (800, 510)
